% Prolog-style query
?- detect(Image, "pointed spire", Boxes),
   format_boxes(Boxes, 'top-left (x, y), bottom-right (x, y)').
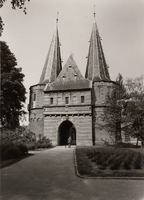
top-left (39, 14), bottom-right (62, 84)
top-left (93, 5), bottom-right (96, 20)
top-left (56, 12), bottom-right (59, 28)
top-left (85, 10), bottom-right (111, 82)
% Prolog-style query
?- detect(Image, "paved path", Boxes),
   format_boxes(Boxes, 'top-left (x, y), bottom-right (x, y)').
top-left (1, 146), bottom-right (144, 200)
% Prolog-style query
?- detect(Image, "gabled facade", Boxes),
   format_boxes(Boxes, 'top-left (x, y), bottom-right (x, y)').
top-left (28, 15), bottom-right (115, 146)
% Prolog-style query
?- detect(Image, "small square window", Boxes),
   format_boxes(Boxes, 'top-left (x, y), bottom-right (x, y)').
top-left (65, 97), bottom-right (69, 104)
top-left (50, 97), bottom-right (53, 105)
top-left (81, 96), bottom-right (85, 103)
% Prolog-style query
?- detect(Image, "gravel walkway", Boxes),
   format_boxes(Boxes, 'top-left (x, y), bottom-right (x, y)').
top-left (1, 146), bottom-right (144, 200)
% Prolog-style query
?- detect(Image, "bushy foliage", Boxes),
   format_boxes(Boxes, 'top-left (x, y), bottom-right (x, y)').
top-left (1, 1), bottom-right (30, 37)
top-left (103, 74), bottom-right (144, 145)
top-left (2, 146), bottom-right (22, 160)
top-left (1, 41), bottom-right (26, 128)
top-left (1, 126), bottom-right (36, 144)
top-left (17, 143), bottom-right (28, 155)
top-left (0, 126), bottom-right (52, 152)
top-left (0, 0), bottom-right (30, 14)
top-left (35, 135), bottom-right (52, 149)
top-left (0, 142), bottom-right (28, 160)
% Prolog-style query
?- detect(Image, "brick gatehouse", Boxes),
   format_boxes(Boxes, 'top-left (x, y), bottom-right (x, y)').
top-left (28, 14), bottom-right (116, 146)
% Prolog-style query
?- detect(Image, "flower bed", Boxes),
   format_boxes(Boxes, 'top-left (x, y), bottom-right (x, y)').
top-left (75, 147), bottom-right (144, 177)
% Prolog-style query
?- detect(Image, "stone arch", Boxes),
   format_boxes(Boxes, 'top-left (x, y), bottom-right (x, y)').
top-left (57, 119), bottom-right (76, 146)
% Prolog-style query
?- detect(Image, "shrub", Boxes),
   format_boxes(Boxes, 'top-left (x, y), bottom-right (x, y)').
top-left (123, 155), bottom-right (133, 170)
top-left (1, 126), bottom-right (36, 144)
top-left (133, 153), bottom-right (141, 169)
top-left (0, 142), bottom-right (13, 160)
top-left (123, 161), bottom-right (131, 170)
top-left (36, 143), bottom-right (43, 148)
top-left (2, 146), bottom-right (22, 160)
top-left (0, 142), bottom-right (11, 154)
top-left (1, 142), bottom-right (28, 161)
top-left (28, 144), bottom-right (35, 150)
top-left (35, 136), bottom-right (52, 149)
top-left (110, 160), bottom-right (121, 170)
top-left (17, 143), bottom-right (28, 155)
top-left (96, 153), bottom-right (108, 165)
top-left (98, 165), bottom-right (106, 170)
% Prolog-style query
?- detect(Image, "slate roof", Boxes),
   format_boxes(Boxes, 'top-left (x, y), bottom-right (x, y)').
top-left (85, 17), bottom-right (111, 82)
top-left (39, 26), bottom-right (62, 84)
top-left (44, 54), bottom-right (91, 91)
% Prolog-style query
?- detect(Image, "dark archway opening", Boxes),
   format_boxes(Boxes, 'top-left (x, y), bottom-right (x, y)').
top-left (58, 120), bottom-right (76, 145)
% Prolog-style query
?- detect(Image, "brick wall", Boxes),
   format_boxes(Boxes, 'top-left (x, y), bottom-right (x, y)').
top-left (93, 82), bottom-right (114, 106)
top-left (44, 114), bottom-right (92, 146)
top-left (30, 84), bottom-right (45, 109)
top-left (44, 90), bottom-right (91, 106)
top-left (29, 108), bottom-right (44, 138)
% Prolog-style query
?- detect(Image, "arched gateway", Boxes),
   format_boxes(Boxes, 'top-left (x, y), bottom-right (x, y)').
top-left (58, 120), bottom-right (76, 146)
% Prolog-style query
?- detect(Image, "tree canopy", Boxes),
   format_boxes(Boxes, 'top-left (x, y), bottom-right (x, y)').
top-left (1, 41), bottom-right (26, 128)
top-left (124, 76), bottom-right (144, 144)
top-left (0, 0), bottom-right (30, 36)
top-left (104, 73), bottom-right (144, 145)
top-left (0, 0), bottom-right (30, 12)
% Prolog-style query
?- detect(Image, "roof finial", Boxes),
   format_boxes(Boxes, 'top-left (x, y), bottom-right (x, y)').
top-left (93, 5), bottom-right (96, 19)
top-left (56, 12), bottom-right (59, 26)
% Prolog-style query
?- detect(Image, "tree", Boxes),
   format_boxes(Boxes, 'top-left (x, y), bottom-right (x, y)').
top-left (124, 76), bottom-right (144, 145)
top-left (103, 73), bottom-right (126, 145)
top-left (0, 0), bottom-right (30, 36)
top-left (1, 41), bottom-right (26, 128)
top-left (0, 0), bottom-right (30, 13)
top-left (104, 74), bottom-right (144, 146)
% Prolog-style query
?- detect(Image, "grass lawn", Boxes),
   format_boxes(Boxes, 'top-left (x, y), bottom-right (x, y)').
top-left (75, 146), bottom-right (144, 177)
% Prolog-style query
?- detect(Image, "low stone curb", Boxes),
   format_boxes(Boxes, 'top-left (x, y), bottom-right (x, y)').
top-left (74, 149), bottom-right (144, 180)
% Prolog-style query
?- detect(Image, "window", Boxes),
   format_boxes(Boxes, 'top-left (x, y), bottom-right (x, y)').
top-left (73, 96), bottom-right (77, 104)
top-left (65, 97), bottom-right (69, 104)
top-left (81, 96), bottom-right (85, 103)
top-left (33, 93), bottom-right (36, 101)
top-left (33, 101), bottom-right (36, 108)
top-left (50, 97), bottom-right (53, 105)
top-left (33, 93), bottom-right (36, 108)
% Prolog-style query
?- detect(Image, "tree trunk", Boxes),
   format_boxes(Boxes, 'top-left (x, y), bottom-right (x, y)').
top-left (136, 138), bottom-right (138, 147)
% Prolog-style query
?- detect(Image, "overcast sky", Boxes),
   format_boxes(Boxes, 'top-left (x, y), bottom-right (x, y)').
top-left (1, 0), bottom-right (144, 125)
